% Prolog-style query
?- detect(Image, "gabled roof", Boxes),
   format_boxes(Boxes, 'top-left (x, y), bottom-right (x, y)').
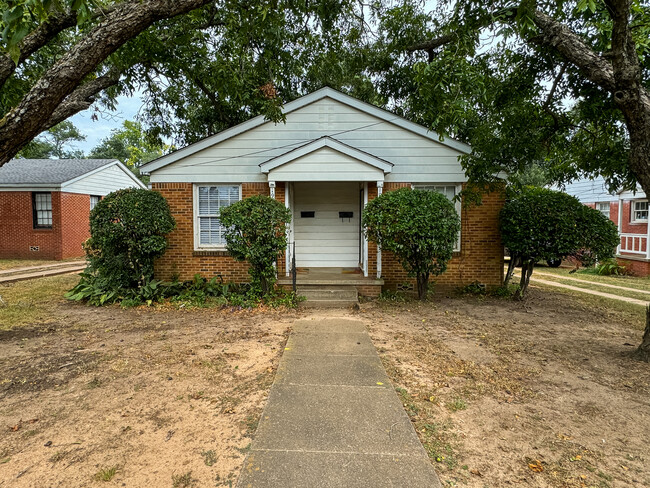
top-left (0, 159), bottom-right (118, 186)
top-left (259, 137), bottom-right (393, 174)
top-left (141, 87), bottom-right (471, 174)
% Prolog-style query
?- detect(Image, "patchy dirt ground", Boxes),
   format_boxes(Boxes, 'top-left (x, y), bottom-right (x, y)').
top-left (362, 289), bottom-right (650, 488)
top-left (1, 275), bottom-right (649, 488)
top-left (0, 276), bottom-right (300, 487)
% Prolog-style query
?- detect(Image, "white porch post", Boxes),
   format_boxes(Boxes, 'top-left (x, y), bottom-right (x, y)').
top-left (376, 181), bottom-right (383, 279)
top-left (269, 181), bottom-right (276, 199)
top-left (363, 182), bottom-right (369, 277)
top-left (285, 182), bottom-right (291, 277)
top-left (617, 194), bottom-right (623, 255)
top-left (646, 202), bottom-right (650, 259)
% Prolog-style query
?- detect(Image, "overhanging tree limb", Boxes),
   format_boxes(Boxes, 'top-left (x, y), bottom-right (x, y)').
top-left (0, 0), bottom-right (214, 166)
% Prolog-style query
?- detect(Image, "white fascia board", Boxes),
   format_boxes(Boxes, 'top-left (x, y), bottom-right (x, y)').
top-left (259, 137), bottom-right (394, 173)
top-left (0, 185), bottom-right (61, 191)
top-left (140, 87), bottom-right (471, 174)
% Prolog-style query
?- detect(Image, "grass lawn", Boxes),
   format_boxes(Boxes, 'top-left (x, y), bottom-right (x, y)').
top-left (0, 276), bottom-right (648, 488)
top-left (534, 264), bottom-right (650, 292)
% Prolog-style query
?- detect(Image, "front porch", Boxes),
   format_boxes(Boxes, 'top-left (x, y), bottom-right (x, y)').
top-left (277, 267), bottom-right (384, 299)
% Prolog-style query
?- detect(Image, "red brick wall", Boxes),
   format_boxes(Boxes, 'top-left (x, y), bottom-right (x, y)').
top-left (152, 182), bottom-right (286, 282)
top-left (374, 184), bottom-right (505, 291)
top-left (153, 181), bottom-right (504, 289)
top-left (0, 191), bottom-right (90, 260)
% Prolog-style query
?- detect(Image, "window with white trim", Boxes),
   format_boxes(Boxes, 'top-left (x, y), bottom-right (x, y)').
top-left (596, 202), bottom-right (610, 218)
top-left (90, 195), bottom-right (101, 211)
top-left (632, 200), bottom-right (648, 222)
top-left (412, 184), bottom-right (461, 251)
top-left (32, 192), bottom-right (52, 228)
top-left (195, 185), bottom-right (240, 247)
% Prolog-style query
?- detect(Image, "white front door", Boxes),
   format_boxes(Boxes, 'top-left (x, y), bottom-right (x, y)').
top-left (293, 182), bottom-right (360, 268)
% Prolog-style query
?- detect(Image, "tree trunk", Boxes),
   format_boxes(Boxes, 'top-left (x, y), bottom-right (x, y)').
top-left (504, 254), bottom-right (520, 286)
top-left (634, 306), bottom-right (650, 362)
top-left (416, 273), bottom-right (429, 300)
top-left (514, 260), bottom-right (534, 300)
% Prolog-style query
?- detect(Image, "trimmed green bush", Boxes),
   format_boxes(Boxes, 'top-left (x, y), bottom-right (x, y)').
top-left (220, 195), bottom-right (292, 296)
top-left (362, 187), bottom-right (460, 300)
top-left (66, 188), bottom-right (176, 304)
top-left (501, 187), bottom-right (619, 298)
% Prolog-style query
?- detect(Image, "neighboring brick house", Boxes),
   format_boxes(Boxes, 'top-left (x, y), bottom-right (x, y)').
top-left (140, 88), bottom-right (504, 296)
top-left (0, 159), bottom-right (147, 260)
top-left (561, 177), bottom-right (650, 276)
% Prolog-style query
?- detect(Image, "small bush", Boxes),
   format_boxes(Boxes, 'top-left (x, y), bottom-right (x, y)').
top-left (363, 188), bottom-right (460, 300)
top-left (220, 195), bottom-right (292, 296)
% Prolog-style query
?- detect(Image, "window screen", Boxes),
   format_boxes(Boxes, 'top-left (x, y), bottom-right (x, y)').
top-left (32, 192), bottom-right (52, 228)
top-left (196, 185), bottom-right (240, 246)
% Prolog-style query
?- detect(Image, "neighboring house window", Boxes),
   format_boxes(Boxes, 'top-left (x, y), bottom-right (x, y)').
top-left (412, 184), bottom-right (461, 251)
top-left (597, 202), bottom-right (610, 218)
top-left (632, 201), bottom-right (648, 223)
top-left (194, 185), bottom-right (241, 248)
top-left (90, 195), bottom-right (101, 210)
top-left (32, 192), bottom-right (52, 229)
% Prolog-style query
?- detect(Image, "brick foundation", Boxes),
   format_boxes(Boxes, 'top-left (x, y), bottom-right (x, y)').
top-left (0, 191), bottom-right (91, 260)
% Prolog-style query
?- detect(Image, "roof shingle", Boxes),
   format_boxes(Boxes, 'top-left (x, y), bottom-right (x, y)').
top-left (0, 159), bottom-right (117, 185)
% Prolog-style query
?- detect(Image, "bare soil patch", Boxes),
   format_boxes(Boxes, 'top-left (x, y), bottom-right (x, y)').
top-left (362, 289), bottom-right (650, 488)
top-left (0, 277), bottom-right (301, 487)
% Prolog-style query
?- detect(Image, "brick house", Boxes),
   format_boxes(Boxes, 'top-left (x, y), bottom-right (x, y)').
top-left (0, 158), bottom-right (147, 260)
top-left (561, 177), bottom-right (650, 276)
top-left (140, 88), bottom-right (504, 296)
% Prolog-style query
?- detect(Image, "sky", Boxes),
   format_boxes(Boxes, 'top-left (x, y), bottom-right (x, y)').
top-left (70, 92), bottom-right (144, 153)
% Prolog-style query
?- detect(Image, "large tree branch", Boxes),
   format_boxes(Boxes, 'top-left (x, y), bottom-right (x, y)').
top-left (0, 0), bottom-right (214, 165)
top-left (0, 6), bottom-right (119, 89)
top-left (44, 68), bottom-right (122, 130)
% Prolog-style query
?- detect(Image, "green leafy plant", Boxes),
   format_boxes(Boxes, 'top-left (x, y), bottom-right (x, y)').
top-left (220, 195), bottom-right (292, 296)
top-left (595, 259), bottom-right (626, 276)
top-left (363, 188), bottom-right (460, 300)
top-left (501, 187), bottom-right (619, 298)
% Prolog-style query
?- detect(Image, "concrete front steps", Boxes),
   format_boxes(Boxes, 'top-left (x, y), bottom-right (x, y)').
top-left (298, 285), bottom-right (359, 308)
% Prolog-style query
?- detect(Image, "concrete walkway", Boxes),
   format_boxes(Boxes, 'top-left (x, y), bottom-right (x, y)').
top-left (237, 318), bottom-right (442, 488)
top-left (0, 261), bottom-right (85, 284)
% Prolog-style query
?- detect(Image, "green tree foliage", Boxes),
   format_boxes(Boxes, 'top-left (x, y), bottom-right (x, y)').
top-left (17, 120), bottom-right (85, 159)
top-left (68, 188), bottom-right (176, 304)
top-left (220, 195), bottom-right (292, 296)
top-left (89, 120), bottom-right (166, 181)
top-left (362, 188), bottom-right (460, 300)
top-left (369, 0), bottom-right (649, 195)
top-left (500, 187), bottom-right (619, 298)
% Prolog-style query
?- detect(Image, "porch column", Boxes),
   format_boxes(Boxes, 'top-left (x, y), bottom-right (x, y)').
top-left (285, 182), bottom-right (291, 277)
top-left (646, 203), bottom-right (650, 259)
top-left (376, 181), bottom-right (383, 279)
top-left (363, 182), bottom-right (369, 277)
top-left (269, 181), bottom-right (276, 199)
top-left (617, 194), bottom-right (623, 255)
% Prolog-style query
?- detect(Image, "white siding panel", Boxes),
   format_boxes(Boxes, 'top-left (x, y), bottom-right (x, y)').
top-left (152, 97), bottom-right (467, 183)
top-left (268, 147), bottom-right (384, 181)
top-left (63, 164), bottom-right (141, 195)
top-left (293, 182), bottom-right (360, 268)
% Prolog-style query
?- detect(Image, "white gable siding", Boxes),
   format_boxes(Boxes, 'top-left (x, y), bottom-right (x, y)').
top-left (268, 147), bottom-right (384, 181)
top-left (150, 98), bottom-right (466, 184)
top-left (63, 164), bottom-right (142, 195)
top-left (555, 177), bottom-right (616, 204)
